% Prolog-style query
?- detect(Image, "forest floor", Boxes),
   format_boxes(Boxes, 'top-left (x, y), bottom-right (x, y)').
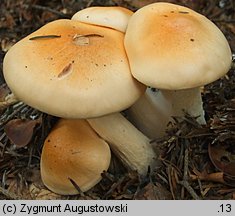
top-left (0, 0), bottom-right (234, 200)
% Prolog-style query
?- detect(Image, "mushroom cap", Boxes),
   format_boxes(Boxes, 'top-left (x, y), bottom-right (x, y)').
top-left (3, 19), bottom-right (145, 118)
top-left (40, 118), bottom-right (111, 195)
top-left (125, 2), bottom-right (232, 90)
top-left (72, 6), bottom-right (133, 32)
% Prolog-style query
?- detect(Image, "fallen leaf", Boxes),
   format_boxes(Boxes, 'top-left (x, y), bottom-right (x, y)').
top-left (208, 142), bottom-right (235, 177)
top-left (134, 182), bottom-right (172, 200)
top-left (4, 118), bottom-right (41, 148)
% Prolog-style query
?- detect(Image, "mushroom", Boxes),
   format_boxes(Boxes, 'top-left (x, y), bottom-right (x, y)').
top-left (3, 19), bottom-right (144, 118)
top-left (71, 6), bottom-right (133, 32)
top-left (124, 2), bottom-right (232, 138)
top-left (3, 19), bottom-right (155, 175)
top-left (41, 118), bottom-right (111, 195)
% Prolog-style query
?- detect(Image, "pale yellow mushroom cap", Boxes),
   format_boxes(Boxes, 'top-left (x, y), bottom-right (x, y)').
top-left (125, 2), bottom-right (232, 90)
top-left (72, 6), bottom-right (133, 32)
top-left (40, 119), bottom-right (111, 195)
top-left (3, 19), bottom-right (145, 118)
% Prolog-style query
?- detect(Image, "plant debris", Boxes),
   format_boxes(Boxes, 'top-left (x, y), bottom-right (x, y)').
top-left (4, 118), bottom-right (41, 148)
top-left (29, 35), bottom-right (61, 40)
top-left (0, 0), bottom-right (235, 200)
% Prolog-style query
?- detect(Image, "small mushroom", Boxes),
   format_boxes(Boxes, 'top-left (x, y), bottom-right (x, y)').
top-left (71, 6), bottom-right (133, 33)
top-left (40, 118), bottom-right (111, 195)
top-left (124, 2), bottom-right (232, 138)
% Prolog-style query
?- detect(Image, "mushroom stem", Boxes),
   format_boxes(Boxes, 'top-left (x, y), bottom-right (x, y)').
top-left (0, 93), bottom-right (19, 110)
top-left (126, 87), bottom-right (205, 139)
top-left (87, 112), bottom-right (156, 175)
top-left (125, 88), bottom-right (172, 139)
top-left (162, 87), bottom-right (206, 125)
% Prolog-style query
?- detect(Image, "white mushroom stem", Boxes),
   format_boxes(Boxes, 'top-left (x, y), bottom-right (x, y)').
top-left (126, 87), bottom-right (206, 139)
top-left (125, 88), bottom-right (172, 139)
top-left (87, 112), bottom-right (156, 175)
top-left (163, 87), bottom-right (206, 125)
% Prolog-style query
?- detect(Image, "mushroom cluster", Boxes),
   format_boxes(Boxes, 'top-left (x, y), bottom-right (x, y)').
top-left (2, 3), bottom-right (232, 195)
top-left (3, 6), bottom-right (155, 194)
